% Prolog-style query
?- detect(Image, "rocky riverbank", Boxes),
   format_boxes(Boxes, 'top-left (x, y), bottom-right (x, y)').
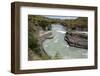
top-left (64, 31), bottom-right (88, 49)
top-left (39, 31), bottom-right (53, 43)
top-left (38, 31), bottom-right (54, 59)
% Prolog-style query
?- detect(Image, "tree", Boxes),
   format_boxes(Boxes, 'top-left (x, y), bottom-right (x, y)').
top-left (39, 20), bottom-right (50, 30)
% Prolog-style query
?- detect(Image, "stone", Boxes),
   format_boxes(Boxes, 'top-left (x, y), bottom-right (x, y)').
top-left (64, 31), bottom-right (88, 49)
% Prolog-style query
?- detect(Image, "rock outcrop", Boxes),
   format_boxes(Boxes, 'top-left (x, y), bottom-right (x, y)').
top-left (64, 32), bottom-right (88, 49)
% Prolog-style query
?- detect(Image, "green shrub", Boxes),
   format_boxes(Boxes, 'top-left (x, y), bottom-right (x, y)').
top-left (28, 32), bottom-right (39, 51)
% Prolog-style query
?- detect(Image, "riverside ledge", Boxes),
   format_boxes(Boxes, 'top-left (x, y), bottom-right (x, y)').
top-left (64, 31), bottom-right (88, 49)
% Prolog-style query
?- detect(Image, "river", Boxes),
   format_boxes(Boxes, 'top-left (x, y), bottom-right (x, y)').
top-left (43, 24), bottom-right (88, 59)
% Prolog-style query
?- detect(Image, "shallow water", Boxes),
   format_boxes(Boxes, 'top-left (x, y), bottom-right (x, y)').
top-left (43, 24), bottom-right (88, 59)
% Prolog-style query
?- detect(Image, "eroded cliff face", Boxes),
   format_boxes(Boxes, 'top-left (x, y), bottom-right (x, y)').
top-left (64, 32), bottom-right (88, 49)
